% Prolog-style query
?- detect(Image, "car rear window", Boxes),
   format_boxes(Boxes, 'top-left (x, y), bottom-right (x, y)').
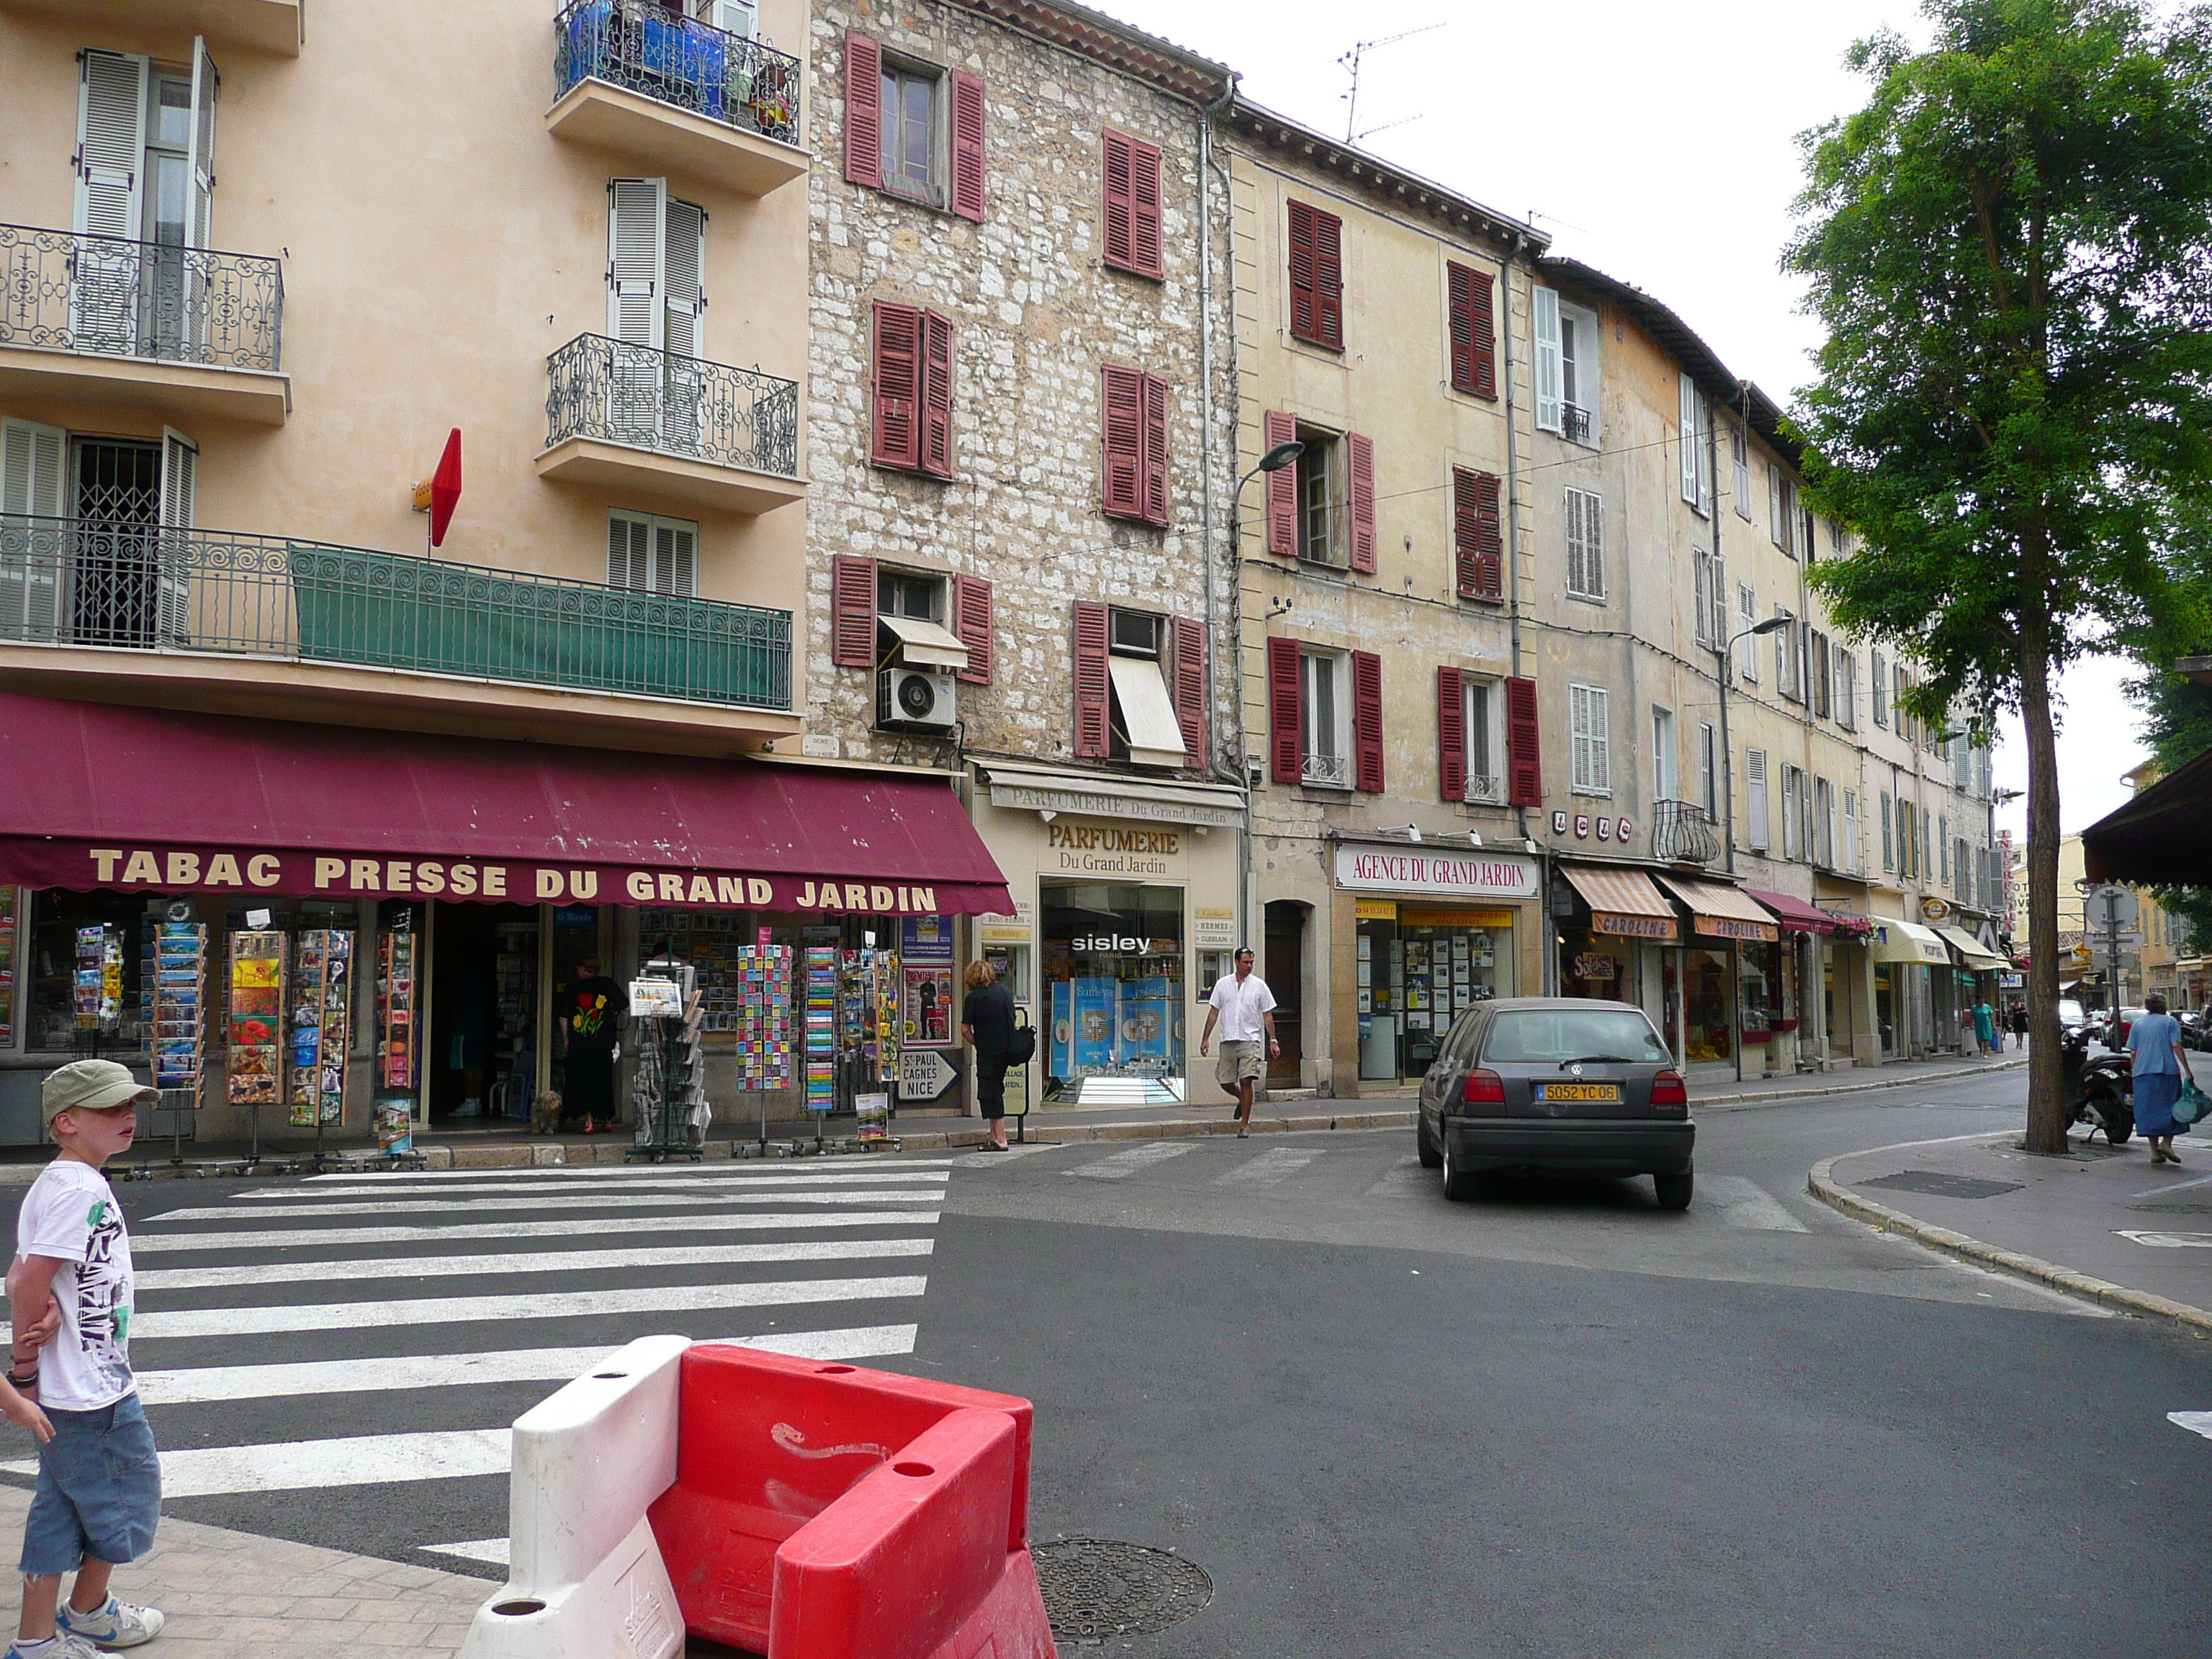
top-left (1483, 1008), bottom-right (1671, 1065)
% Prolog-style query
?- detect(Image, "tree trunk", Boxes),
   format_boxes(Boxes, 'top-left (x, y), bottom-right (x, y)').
top-left (2019, 588), bottom-right (2069, 1154)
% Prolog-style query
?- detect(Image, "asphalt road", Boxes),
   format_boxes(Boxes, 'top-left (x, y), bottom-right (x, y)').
top-left (1, 1070), bottom-right (2206, 1658)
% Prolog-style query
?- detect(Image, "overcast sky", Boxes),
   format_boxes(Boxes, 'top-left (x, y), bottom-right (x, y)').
top-left (1096, 0), bottom-right (2171, 839)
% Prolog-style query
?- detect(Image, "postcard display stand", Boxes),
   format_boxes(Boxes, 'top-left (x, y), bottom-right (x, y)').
top-left (630, 959), bottom-right (706, 1161)
top-left (226, 931), bottom-right (286, 1156)
top-left (375, 929), bottom-right (418, 1155)
top-left (286, 931), bottom-right (353, 1156)
top-left (146, 922), bottom-right (207, 1155)
top-left (839, 948), bottom-right (899, 1146)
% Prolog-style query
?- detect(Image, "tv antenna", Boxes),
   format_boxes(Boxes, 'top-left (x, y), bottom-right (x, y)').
top-left (1339, 22), bottom-right (1444, 145)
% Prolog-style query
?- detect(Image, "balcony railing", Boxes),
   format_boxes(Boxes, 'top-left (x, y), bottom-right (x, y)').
top-left (0, 515), bottom-right (791, 711)
top-left (1462, 773), bottom-right (1504, 806)
top-left (547, 334), bottom-right (799, 477)
top-left (556, 0), bottom-right (801, 146)
top-left (1652, 798), bottom-right (1722, 866)
top-left (0, 223), bottom-right (282, 372)
top-left (1302, 751), bottom-right (1351, 788)
top-left (1560, 402), bottom-right (1593, 444)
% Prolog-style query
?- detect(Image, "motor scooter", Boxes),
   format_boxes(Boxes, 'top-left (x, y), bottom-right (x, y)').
top-left (2062, 1024), bottom-right (2134, 1143)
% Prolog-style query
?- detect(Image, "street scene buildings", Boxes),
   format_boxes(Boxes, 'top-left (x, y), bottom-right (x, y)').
top-left (0, 0), bottom-right (2007, 1146)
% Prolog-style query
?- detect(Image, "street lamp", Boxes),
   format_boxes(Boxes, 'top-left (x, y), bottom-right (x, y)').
top-left (1714, 615), bottom-right (1793, 875)
top-left (1226, 438), bottom-right (1305, 970)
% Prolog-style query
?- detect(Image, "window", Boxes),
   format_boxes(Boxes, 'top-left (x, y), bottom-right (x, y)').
top-left (880, 60), bottom-right (938, 201)
top-left (842, 33), bottom-right (985, 220)
top-left (1079, 601), bottom-right (1198, 765)
top-left (1768, 462), bottom-right (1796, 556)
top-left (1652, 708), bottom-right (1676, 801)
top-left (1446, 262), bottom-right (1498, 398)
top-left (1781, 765), bottom-right (1802, 860)
top-left (1811, 632), bottom-right (1830, 719)
top-left (1452, 467), bottom-right (1503, 601)
top-left (1296, 428), bottom-right (1339, 565)
top-left (1299, 649), bottom-right (1349, 786)
top-left (1287, 200), bottom-right (1344, 349)
top-left (1698, 723), bottom-right (1717, 819)
top-left (1565, 487), bottom-right (1604, 599)
top-left (1678, 376), bottom-right (1713, 514)
top-left (1730, 426), bottom-right (1751, 520)
top-left (1871, 648), bottom-right (1888, 727)
top-left (606, 511), bottom-right (696, 596)
top-left (1835, 647), bottom-right (1857, 731)
top-left (1746, 748), bottom-right (1770, 852)
top-left (1100, 364), bottom-right (1170, 527)
top-left (1843, 788), bottom-right (1861, 876)
top-left (870, 301), bottom-right (956, 478)
top-left (1881, 791), bottom-right (1894, 870)
top-left (1737, 585), bottom-right (1758, 680)
top-left (878, 567), bottom-right (940, 622)
top-left (1101, 130), bottom-right (1164, 279)
top-left (1569, 683), bottom-right (1610, 794)
top-left (1830, 518), bottom-right (1845, 558)
top-left (1533, 291), bottom-right (1600, 444)
top-left (1437, 670), bottom-right (1508, 804)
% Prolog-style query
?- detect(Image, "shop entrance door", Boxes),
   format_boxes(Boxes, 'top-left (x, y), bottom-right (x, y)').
top-left (1264, 901), bottom-right (1303, 1086)
top-left (428, 901), bottom-right (540, 1124)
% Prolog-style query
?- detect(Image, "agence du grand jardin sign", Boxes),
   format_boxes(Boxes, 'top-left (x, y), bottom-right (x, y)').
top-left (1333, 845), bottom-right (1539, 901)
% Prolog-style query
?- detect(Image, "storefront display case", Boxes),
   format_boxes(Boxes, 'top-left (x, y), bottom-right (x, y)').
top-left (1041, 881), bottom-right (1184, 1102)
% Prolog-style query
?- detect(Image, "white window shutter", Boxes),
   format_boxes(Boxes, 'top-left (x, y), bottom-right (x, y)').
top-left (652, 516), bottom-right (696, 595)
top-left (662, 195), bottom-right (706, 361)
top-left (1737, 585), bottom-right (1756, 678)
top-left (606, 510), bottom-right (651, 590)
top-left (1767, 463), bottom-right (1783, 547)
top-left (709, 0), bottom-right (757, 37)
top-left (1679, 376), bottom-right (1699, 503)
top-left (1590, 687), bottom-right (1609, 792)
top-left (1532, 287), bottom-right (1562, 433)
top-left (159, 427), bottom-right (197, 529)
top-left (1, 419), bottom-right (69, 641)
top-left (156, 426), bottom-right (197, 643)
top-left (1746, 748), bottom-right (1768, 852)
top-left (184, 37), bottom-right (217, 251)
top-left (74, 50), bottom-right (148, 356)
top-left (606, 177), bottom-right (667, 347)
top-left (1843, 788), bottom-right (1860, 875)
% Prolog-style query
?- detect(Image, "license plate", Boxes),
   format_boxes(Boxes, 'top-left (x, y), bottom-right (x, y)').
top-left (1537, 1083), bottom-right (1619, 1102)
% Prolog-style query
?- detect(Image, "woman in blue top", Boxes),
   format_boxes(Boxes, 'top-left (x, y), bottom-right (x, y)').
top-left (2126, 994), bottom-right (2195, 1164)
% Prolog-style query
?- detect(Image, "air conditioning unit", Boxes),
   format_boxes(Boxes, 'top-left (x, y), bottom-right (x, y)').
top-left (877, 664), bottom-right (957, 732)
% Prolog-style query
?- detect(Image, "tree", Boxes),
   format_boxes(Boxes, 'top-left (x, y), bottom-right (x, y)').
top-left (1786, 0), bottom-right (2212, 1153)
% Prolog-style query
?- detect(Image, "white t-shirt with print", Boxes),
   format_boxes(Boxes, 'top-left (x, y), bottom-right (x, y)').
top-left (14, 1159), bottom-right (136, 1410)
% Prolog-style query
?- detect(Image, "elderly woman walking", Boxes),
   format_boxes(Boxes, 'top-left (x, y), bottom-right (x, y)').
top-left (2127, 993), bottom-right (2195, 1164)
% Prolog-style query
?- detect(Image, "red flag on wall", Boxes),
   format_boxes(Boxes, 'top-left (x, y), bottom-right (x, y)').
top-left (428, 429), bottom-right (462, 547)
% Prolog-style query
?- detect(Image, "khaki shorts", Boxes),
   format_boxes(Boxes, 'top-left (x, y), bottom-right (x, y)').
top-left (1215, 1038), bottom-right (1264, 1088)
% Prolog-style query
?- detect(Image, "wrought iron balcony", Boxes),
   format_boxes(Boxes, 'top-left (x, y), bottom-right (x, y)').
top-left (1560, 402), bottom-right (1593, 445)
top-left (0, 222), bottom-right (281, 371)
top-left (1652, 798), bottom-right (1722, 866)
top-left (556, 0), bottom-right (801, 146)
top-left (1302, 752), bottom-right (1351, 788)
top-left (0, 514), bottom-right (791, 711)
top-left (546, 333), bottom-right (799, 479)
top-left (1462, 773), bottom-right (1505, 806)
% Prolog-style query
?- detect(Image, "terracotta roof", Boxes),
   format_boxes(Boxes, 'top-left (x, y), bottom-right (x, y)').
top-left (946, 0), bottom-right (1233, 104)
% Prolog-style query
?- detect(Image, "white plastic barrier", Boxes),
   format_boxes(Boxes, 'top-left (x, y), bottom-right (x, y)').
top-left (457, 1334), bottom-right (691, 1659)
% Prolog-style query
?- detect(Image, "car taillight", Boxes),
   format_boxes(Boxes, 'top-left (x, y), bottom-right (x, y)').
top-left (1460, 1069), bottom-right (1505, 1107)
top-left (1651, 1069), bottom-right (1689, 1112)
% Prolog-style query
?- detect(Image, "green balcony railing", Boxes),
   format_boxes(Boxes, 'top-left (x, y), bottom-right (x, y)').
top-left (0, 515), bottom-right (791, 712)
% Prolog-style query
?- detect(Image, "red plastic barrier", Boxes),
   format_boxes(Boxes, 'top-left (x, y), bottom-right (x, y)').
top-left (647, 1346), bottom-right (1046, 1658)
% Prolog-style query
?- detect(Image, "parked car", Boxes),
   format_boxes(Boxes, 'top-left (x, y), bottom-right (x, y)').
top-left (2056, 999), bottom-right (2088, 1033)
top-left (1416, 997), bottom-right (1695, 1210)
top-left (2098, 1006), bottom-right (2148, 1048)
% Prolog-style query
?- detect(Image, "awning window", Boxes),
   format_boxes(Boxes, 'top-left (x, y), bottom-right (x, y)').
top-left (1743, 887), bottom-right (1836, 935)
top-left (878, 614), bottom-right (971, 671)
top-left (1560, 864), bottom-right (1678, 940)
top-left (1107, 656), bottom-right (1188, 768)
top-left (1658, 875), bottom-right (1779, 943)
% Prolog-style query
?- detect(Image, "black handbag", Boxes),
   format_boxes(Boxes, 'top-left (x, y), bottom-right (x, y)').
top-left (1004, 1007), bottom-right (1038, 1066)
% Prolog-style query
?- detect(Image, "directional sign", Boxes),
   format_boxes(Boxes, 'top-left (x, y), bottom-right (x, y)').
top-left (897, 1048), bottom-right (958, 1103)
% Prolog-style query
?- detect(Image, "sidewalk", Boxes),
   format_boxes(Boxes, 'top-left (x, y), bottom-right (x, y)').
top-left (1812, 1128), bottom-right (2212, 1334)
top-left (6, 1048), bottom-right (2025, 1182)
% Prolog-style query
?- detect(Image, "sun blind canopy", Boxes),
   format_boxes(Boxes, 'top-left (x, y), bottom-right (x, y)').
top-left (1560, 864), bottom-right (1678, 940)
top-left (1106, 656), bottom-right (1187, 768)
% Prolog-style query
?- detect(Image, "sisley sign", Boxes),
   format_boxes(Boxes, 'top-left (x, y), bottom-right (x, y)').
top-left (1334, 845), bottom-right (1539, 901)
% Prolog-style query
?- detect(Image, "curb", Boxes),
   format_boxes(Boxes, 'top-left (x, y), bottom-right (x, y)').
top-left (1807, 1141), bottom-right (2212, 1336)
top-left (1696, 1055), bottom-right (2026, 1111)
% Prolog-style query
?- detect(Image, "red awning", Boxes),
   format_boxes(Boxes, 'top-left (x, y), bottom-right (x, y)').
top-left (0, 693), bottom-right (1010, 916)
top-left (1744, 888), bottom-right (1838, 935)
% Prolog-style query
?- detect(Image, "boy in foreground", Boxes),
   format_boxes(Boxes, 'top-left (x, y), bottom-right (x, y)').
top-left (7, 1061), bottom-right (166, 1658)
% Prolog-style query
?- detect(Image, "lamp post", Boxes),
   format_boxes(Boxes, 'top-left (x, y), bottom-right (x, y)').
top-left (1713, 615), bottom-right (1794, 876)
top-left (1226, 439), bottom-right (1304, 964)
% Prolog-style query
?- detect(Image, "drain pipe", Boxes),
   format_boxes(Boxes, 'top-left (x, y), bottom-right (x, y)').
top-left (1501, 231), bottom-right (1550, 992)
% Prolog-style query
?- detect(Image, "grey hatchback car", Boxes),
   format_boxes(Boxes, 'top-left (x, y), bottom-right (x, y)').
top-left (1416, 997), bottom-right (1696, 1209)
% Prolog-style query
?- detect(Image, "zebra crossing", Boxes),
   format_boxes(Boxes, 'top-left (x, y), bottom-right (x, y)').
top-left (0, 1157), bottom-right (955, 1569)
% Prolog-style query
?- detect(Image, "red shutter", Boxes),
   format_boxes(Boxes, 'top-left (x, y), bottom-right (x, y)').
top-left (1313, 209), bottom-right (1343, 349)
top-left (949, 71), bottom-right (986, 222)
top-left (1072, 601), bottom-right (1110, 758)
top-left (1287, 201), bottom-right (1317, 342)
top-left (1264, 410), bottom-right (1297, 556)
top-left (1346, 431), bottom-right (1376, 573)
top-left (1453, 468), bottom-right (1502, 601)
top-left (1506, 675), bottom-right (1542, 806)
top-left (1102, 130), bottom-right (1134, 271)
top-left (1267, 636), bottom-right (1301, 785)
top-left (920, 310), bottom-right (954, 478)
top-left (1436, 666), bottom-right (1465, 803)
top-left (870, 302), bottom-right (920, 470)
top-left (843, 32), bottom-right (881, 190)
top-left (831, 555), bottom-right (878, 667)
top-left (1448, 263), bottom-right (1497, 398)
top-left (1171, 614), bottom-right (1205, 768)
top-left (1141, 372), bottom-right (1169, 528)
top-left (1129, 136), bottom-right (1163, 279)
top-left (1352, 649), bottom-right (1384, 793)
top-left (952, 575), bottom-right (992, 685)
top-left (1100, 364), bottom-right (1143, 518)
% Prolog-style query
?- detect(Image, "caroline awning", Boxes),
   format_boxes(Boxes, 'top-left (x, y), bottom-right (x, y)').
top-left (1745, 887), bottom-right (1836, 936)
top-left (1873, 918), bottom-right (1952, 966)
top-left (1934, 924), bottom-right (2010, 972)
top-left (1657, 874), bottom-right (1779, 944)
top-left (0, 693), bottom-right (1012, 915)
top-left (1560, 863), bottom-right (1678, 940)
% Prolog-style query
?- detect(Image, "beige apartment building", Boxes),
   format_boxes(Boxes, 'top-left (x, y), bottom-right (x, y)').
top-left (0, 0), bottom-right (1017, 1146)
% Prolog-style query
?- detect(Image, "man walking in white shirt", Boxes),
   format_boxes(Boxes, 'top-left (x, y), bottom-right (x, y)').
top-left (1199, 948), bottom-right (1279, 1138)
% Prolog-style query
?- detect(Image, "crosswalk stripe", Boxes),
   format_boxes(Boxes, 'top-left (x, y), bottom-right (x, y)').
top-left (130, 1209), bottom-right (940, 1256)
top-left (137, 1236), bottom-right (934, 1292)
top-left (0, 1430), bottom-right (517, 1499)
top-left (425, 1538), bottom-right (509, 1566)
top-left (258, 1170), bottom-right (950, 1200)
top-left (135, 1325), bottom-right (921, 1405)
top-left (1065, 1143), bottom-right (1194, 1180)
top-left (1364, 1155), bottom-right (1427, 1196)
top-left (2170, 1410), bottom-right (2212, 1442)
top-left (1213, 1148), bottom-right (1321, 1185)
top-left (134, 1274), bottom-right (928, 1340)
top-left (143, 1190), bottom-right (942, 1224)
top-left (303, 1159), bottom-right (963, 1183)
top-left (1700, 1175), bottom-right (1812, 1232)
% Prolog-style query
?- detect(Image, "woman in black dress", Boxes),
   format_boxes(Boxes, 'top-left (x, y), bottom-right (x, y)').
top-left (961, 959), bottom-right (1016, 1151)
top-left (559, 956), bottom-right (626, 1133)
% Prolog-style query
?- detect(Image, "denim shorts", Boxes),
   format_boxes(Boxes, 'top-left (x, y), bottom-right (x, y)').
top-left (19, 1393), bottom-right (161, 1575)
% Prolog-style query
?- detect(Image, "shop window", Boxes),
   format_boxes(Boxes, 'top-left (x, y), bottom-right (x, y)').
top-left (1041, 881), bottom-right (1184, 1102)
top-left (1359, 910), bottom-right (1514, 1082)
top-left (27, 891), bottom-right (155, 1052)
top-left (1300, 647), bottom-right (1352, 788)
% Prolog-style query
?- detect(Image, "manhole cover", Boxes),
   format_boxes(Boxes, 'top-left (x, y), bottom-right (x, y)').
top-left (1863, 1170), bottom-right (2025, 1200)
top-left (1033, 1539), bottom-right (1213, 1644)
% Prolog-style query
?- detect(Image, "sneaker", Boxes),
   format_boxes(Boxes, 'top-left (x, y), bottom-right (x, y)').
top-left (57, 1596), bottom-right (165, 1650)
top-left (8, 1633), bottom-right (106, 1659)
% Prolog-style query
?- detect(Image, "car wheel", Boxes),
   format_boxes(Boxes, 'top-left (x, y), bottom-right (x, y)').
top-left (1439, 1136), bottom-right (1478, 1202)
top-left (1653, 1171), bottom-right (1693, 1210)
top-left (1416, 1109), bottom-right (1443, 1169)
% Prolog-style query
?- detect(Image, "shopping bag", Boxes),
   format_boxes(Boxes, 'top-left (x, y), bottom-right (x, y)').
top-left (2175, 1082), bottom-right (2208, 1125)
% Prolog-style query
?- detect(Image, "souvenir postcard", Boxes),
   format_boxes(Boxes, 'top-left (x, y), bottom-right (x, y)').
top-left (231, 986), bottom-right (279, 1017)
top-left (232, 958), bottom-right (280, 989)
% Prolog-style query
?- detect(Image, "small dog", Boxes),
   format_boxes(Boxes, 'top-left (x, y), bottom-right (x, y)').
top-left (530, 1089), bottom-right (563, 1136)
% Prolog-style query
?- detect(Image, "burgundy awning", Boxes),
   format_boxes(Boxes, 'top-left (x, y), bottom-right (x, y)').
top-left (1744, 888), bottom-right (1838, 935)
top-left (0, 693), bottom-right (1010, 916)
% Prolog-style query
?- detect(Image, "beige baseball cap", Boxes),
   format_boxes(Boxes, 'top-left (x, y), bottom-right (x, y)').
top-left (42, 1059), bottom-right (156, 1125)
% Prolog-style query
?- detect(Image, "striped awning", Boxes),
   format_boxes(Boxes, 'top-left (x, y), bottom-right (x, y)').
top-left (1934, 924), bottom-right (2010, 972)
top-left (1560, 864), bottom-right (1678, 940)
top-left (1657, 875), bottom-right (1780, 944)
